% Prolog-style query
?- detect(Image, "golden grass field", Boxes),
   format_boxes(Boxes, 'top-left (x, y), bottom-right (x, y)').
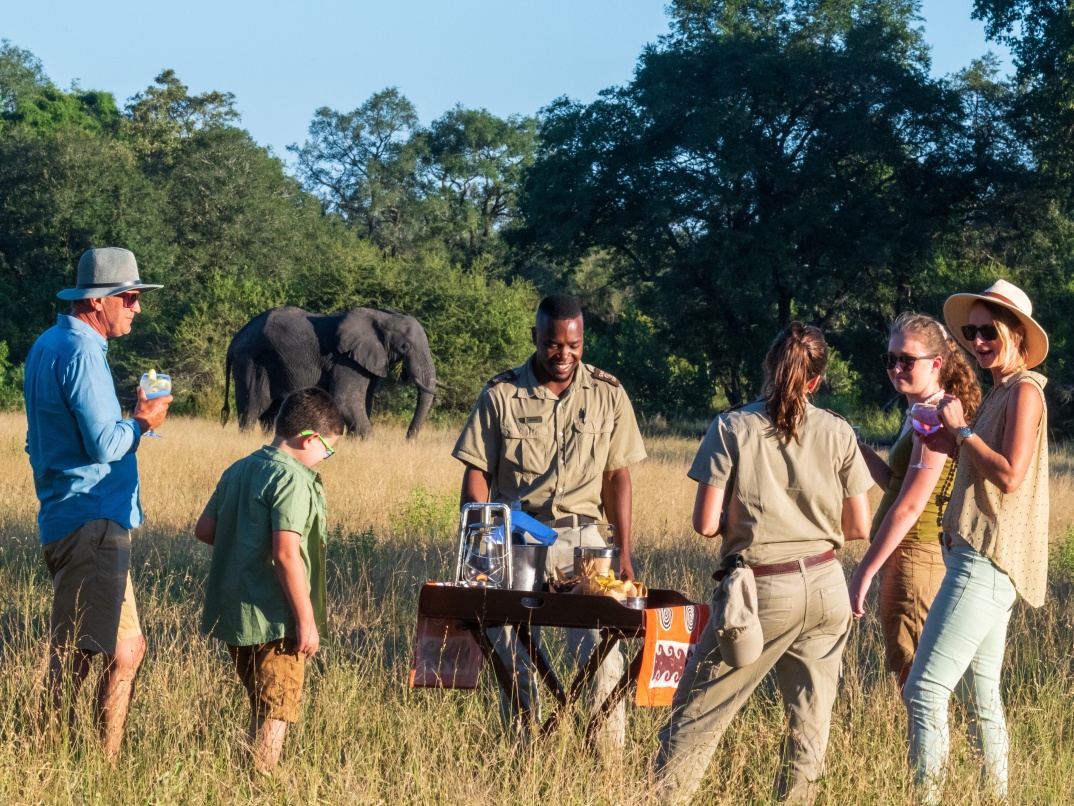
top-left (0, 412), bottom-right (1071, 804)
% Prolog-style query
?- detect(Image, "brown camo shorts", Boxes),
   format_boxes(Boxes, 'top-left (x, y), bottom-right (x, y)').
top-left (227, 639), bottom-right (306, 723)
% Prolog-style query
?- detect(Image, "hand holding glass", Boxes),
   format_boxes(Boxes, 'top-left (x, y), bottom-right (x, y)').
top-left (907, 392), bottom-right (943, 469)
top-left (138, 370), bottom-right (171, 438)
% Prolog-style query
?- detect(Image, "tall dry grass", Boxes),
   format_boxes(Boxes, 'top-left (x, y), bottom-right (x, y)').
top-left (0, 412), bottom-right (1071, 804)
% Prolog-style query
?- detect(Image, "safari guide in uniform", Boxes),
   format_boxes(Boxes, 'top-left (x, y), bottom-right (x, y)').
top-left (452, 293), bottom-right (647, 745)
top-left (23, 247), bottom-right (171, 762)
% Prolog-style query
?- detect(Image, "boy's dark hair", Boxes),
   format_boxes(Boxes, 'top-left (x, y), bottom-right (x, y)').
top-left (274, 388), bottom-right (345, 439)
top-left (537, 293), bottom-right (583, 322)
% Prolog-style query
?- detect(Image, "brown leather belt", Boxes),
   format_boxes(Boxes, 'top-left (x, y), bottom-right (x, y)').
top-left (548, 514), bottom-right (598, 528)
top-left (750, 550), bottom-right (836, 578)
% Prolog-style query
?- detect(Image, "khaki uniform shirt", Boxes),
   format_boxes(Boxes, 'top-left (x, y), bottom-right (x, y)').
top-left (689, 401), bottom-right (873, 565)
top-left (943, 371), bottom-right (1049, 607)
top-left (452, 357), bottom-right (647, 521)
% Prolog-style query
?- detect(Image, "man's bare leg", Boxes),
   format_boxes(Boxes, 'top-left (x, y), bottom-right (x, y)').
top-left (43, 644), bottom-right (93, 738)
top-left (249, 717), bottom-right (288, 773)
top-left (93, 633), bottom-right (146, 763)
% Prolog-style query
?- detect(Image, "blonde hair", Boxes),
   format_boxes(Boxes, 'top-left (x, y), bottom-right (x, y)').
top-left (762, 322), bottom-right (828, 443)
top-left (975, 301), bottom-right (1028, 374)
top-left (891, 312), bottom-right (982, 422)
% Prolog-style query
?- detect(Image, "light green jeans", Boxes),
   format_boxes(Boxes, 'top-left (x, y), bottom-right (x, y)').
top-left (903, 543), bottom-right (1017, 804)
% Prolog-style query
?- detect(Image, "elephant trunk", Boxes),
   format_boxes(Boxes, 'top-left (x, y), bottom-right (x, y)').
top-left (406, 388), bottom-right (435, 440)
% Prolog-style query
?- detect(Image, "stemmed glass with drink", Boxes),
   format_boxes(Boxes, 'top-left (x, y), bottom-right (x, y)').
top-left (907, 390), bottom-right (944, 469)
top-left (138, 369), bottom-right (172, 437)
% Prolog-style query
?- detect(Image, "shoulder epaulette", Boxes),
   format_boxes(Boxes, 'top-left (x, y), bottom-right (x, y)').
top-left (588, 365), bottom-right (621, 387)
top-left (718, 402), bottom-right (747, 415)
top-left (824, 408), bottom-right (848, 422)
top-left (487, 367), bottom-right (521, 387)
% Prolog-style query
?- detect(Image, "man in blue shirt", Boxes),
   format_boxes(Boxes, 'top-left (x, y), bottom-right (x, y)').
top-left (24, 246), bottom-right (171, 762)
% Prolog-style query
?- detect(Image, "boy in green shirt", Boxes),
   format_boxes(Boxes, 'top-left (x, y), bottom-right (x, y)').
top-left (194, 387), bottom-right (344, 773)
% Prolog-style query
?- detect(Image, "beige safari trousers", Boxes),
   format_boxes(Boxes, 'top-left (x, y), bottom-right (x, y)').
top-left (653, 557), bottom-right (852, 804)
top-left (491, 523), bottom-right (626, 745)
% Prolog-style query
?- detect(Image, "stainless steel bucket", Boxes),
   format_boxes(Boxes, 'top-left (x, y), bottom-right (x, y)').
top-left (509, 544), bottom-right (549, 591)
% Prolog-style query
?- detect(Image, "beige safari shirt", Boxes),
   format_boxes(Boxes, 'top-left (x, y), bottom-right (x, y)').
top-left (689, 401), bottom-right (873, 565)
top-left (452, 357), bottom-right (647, 521)
top-left (943, 371), bottom-right (1049, 607)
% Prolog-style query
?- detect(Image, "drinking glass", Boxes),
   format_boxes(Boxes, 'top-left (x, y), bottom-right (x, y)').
top-left (138, 370), bottom-right (172, 438)
top-left (907, 396), bottom-right (942, 469)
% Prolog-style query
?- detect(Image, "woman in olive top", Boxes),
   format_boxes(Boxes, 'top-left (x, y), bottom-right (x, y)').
top-left (910, 280), bottom-right (1050, 804)
top-left (850, 313), bottom-right (981, 689)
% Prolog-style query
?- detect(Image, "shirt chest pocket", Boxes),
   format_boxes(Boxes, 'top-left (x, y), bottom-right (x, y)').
top-left (571, 417), bottom-right (613, 473)
top-left (502, 423), bottom-right (554, 476)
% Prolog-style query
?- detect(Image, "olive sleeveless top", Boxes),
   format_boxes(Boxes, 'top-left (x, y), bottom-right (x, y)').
top-left (869, 426), bottom-right (954, 544)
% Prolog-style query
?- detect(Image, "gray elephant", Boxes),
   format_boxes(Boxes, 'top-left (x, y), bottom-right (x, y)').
top-left (222, 306), bottom-right (436, 439)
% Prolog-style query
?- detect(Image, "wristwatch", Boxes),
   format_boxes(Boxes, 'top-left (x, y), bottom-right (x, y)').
top-left (955, 426), bottom-right (975, 446)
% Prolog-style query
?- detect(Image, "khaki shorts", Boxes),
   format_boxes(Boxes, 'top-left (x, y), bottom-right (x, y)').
top-left (43, 519), bottom-right (141, 655)
top-left (227, 639), bottom-right (306, 723)
top-left (877, 540), bottom-right (946, 672)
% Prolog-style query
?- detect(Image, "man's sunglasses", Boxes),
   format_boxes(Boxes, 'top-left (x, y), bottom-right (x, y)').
top-left (300, 430), bottom-right (335, 458)
top-left (880, 353), bottom-right (936, 371)
top-left (961, 324), bottom-right (999, 342)
top-left (115, 292), bottom-right (140, 309)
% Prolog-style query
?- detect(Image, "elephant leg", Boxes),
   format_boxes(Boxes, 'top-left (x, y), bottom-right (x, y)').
top-left (331, 368), bottom-right (374, 438)
top-left (259, 398), bottom-right (282, 434)
top-left (235, 363), bottom-right (268, 432)
top-left (365, 377), bottom-right (378, 419)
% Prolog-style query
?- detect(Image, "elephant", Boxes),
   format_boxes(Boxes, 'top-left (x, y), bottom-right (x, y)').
top-left (222, 306), bottom-right (436, 439)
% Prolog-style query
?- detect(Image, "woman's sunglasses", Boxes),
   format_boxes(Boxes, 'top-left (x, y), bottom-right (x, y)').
top-left (961, 324), bottom-right (999, 342)
top-left (880, 353), bottom-right (936, 371)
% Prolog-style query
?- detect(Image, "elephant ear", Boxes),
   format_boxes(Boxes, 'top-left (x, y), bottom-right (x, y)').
top-left (337, 309), bottom-right (390, 377)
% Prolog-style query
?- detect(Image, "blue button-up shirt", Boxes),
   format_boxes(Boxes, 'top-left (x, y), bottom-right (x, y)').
top-left (24, 314), bottom-right (142, 545)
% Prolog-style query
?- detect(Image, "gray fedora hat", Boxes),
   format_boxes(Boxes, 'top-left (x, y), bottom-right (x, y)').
top-left (57, 247), bottom-right (163, 301)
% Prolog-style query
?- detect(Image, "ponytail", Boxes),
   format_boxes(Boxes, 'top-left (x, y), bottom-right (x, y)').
top-left (762, 322), bottom-right (828, 443)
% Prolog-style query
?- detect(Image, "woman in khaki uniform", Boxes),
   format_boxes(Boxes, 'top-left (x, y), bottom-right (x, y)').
top-left (849, 313), bottom-right (981, 689)
top-left (653, 323), bottom-right (873, 805)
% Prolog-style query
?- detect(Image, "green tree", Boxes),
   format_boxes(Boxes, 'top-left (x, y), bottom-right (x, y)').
top-left (520, 0), bottom-right (962, 403)
top-left (416, 106), bottom-right (537, 265)
top-left (290, 88), bottom-right (421, 254)
top-left (0, 39), bottom-right (49, 113)
top-left (123, 69), bottom-right (239, 167)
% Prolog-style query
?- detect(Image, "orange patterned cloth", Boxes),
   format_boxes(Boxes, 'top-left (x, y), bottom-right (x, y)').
top-left (635, 604), bottom-right (710, 706)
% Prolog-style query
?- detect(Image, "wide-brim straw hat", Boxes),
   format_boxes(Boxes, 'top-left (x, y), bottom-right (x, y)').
top-left (943, 279), bottom-right (1049, 369)
top-left (57, 247), bottom-right (163, 300)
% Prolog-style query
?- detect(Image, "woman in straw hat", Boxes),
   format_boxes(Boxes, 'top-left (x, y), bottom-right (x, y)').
top-left (653, 323), bottom-right (873, 804)
top-left (849, 313), bottom-right (981, 690)
top-left (904, 279), bottom-right (1049, 803)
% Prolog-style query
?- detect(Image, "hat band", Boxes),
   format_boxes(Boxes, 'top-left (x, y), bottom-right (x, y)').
top-left (78, 280), bottom-right (144, 289)
top-left (981, 290), bottom-right (1027, 314)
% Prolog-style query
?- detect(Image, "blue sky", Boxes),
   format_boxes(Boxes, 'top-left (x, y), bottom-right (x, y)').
top-left (6, 1), bottom-right (1006, 163)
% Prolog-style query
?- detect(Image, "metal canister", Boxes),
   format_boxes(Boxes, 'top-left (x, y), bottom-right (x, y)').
top-left (573, 545), bottom-right (620, 577)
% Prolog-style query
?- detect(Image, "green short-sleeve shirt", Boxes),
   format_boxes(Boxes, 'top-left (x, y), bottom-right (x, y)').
top-left (688, 401), bottom-right (874, 565)
top-left (200, 446), bottom-right (328, 645)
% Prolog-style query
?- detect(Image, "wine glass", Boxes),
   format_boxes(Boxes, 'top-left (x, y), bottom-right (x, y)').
top-left (907, 394), bottom-right (943, 469)
top-left (138, 370), bottom-right (172, 438)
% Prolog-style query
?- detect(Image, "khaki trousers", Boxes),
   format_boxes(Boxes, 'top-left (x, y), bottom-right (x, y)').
top-left (491, 523), bottom-right (626, 745)
top-left (653, 558), bottom-right (851, 805)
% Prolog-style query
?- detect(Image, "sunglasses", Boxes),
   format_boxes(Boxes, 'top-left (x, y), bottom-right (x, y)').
top-left (300, 430), bottom-right (335, 459)
top-left (880, 353), bottom-right (936, 371)
top-left (961, 324), bottom-right (999, 342)
top-left (116, 292), bottom-right (140, 309)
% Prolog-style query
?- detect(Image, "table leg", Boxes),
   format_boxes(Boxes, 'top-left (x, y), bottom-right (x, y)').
top-left (517, 624), bottom-right (568, 709)
top-left (539, 629), bottom-right (622, 738)
top-left (468, 624), bottom-right (531, 720)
